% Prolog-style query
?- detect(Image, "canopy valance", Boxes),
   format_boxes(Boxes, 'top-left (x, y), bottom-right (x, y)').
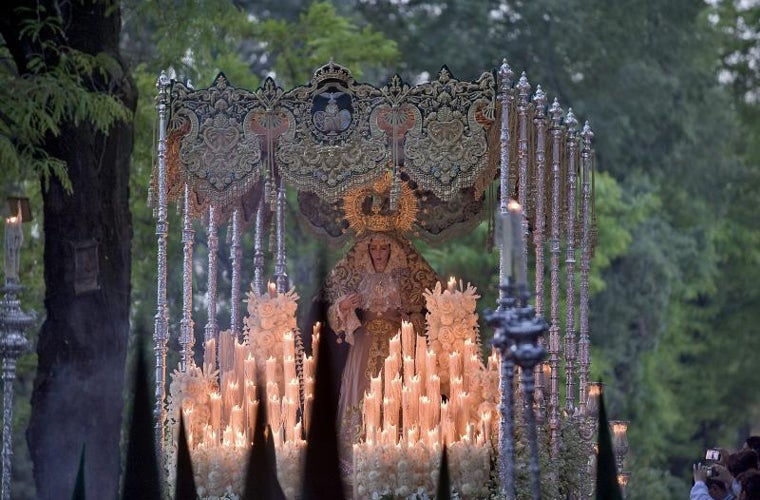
top-left (160, 61), bottom-right (502, 243)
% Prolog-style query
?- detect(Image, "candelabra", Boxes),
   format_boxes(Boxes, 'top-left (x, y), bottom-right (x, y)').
top-left (610, 420), bottom-right (630, 498)
top-left (486, 282), bottom-right (548, 500)
top-left (0, 197), bottom-right (34, 500)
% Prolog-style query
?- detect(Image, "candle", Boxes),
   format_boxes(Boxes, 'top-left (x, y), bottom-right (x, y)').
top-left (401, 321), bottom-right (414, 360)
top-left (312, 322), bottom-right (321, 364)
top-left (419, 396), bottom-right (430, 434)
top-left (283, 331), bottom-right (295, 359)
top-left (457, 391), bottom-right (469, 436)
top-left (303, 355), bottom-right (314, 383)
top-left (426, 350), bottom-right (437, 381)
top-left (4, 214), bottom-right (22, 283)
top-left (389, 333), bottom-right (401, 358)
top-left (415, 336), bottom-right (427, 391)
top-left (266, 380), bottom-right (280, 401)
top-left (304, 395), bottom-right (314, 434)
top-left (183, 403), bottom-right (194, 447)
top-left (427, 374), bottom-right (441, 420)
top-left (225, 378), bottom-right (240, 414)
top-left (223, 425), bottom-right (234, 447)
top-left (508, 200), bottom-right (527, 286)
top-left (268, 281), bottom-right (277, 297)
top-left (387, 353), bottom-right (399, 379)
top-left (209, 392), bottom-right (221, 433)
top-left (449, 352), bottom-right (462, 381)
top-left (403, 355), bottom-right (415, 384)
top-left (284, 356), bottom-right (296, 387)
top-left (269, 394), bottom-right (281, 435)
top-left (203, 338), bottom-right (217, 372)
top-left (447, 276), bottom-right (457, 293)
top-left (391, 375), bottom-right (402, 403)
top-left (283, 397), bottom-right (297, 442)
top-left (482, 411), bottom-right (492, 443)
top-left (305, 376), bottom-right (315, 400)
top-left (244, 354), bottom-right (257, 387)
top-left (229, 404), bottom-right (243, 435)
top-left (294, 421), bottom-right (302, 442)
top-left (235, 431), bottom-right (246, 448)
top-left (203, 424), bottom-right (215, 447)
top-left (234, 341), bottom-right (248, 375)
top-left (401, 386), bottom-right (412, 435)
top-left (496, 209), bottom-right (512, 281)
top-left (370, 374), bottom-right (382, 399)
top-left (246, 398), bottom-right (258, 439)
top-left (488, 349), bottom-right (499, 372)
top-left (266, 357), bottom-right (278, 386)
top-left (286, 378), bottom-right (299, 403)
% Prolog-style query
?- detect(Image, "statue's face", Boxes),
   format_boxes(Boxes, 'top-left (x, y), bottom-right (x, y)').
top-left (369, 238), bottom-right (391, 272)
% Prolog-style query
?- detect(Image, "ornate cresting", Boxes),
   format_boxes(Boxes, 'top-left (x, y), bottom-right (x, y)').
top-left (152, 60), bottom-right (600, 493)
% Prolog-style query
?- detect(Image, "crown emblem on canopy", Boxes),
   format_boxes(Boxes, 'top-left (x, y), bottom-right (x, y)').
top-left (312, 60), bottom-right (354, 86)
top-left (344, 172), bottom-right (417, 235)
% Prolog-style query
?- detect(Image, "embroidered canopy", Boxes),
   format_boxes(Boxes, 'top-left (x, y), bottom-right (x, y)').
top-left (160, 61), bottom-right (504, 243)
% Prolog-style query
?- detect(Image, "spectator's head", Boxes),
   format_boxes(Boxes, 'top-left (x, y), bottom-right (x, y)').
top-left (745, 437), bottom-right (760, 456)
top-left (706, 477), bottom-right (729, 500)
top-left (728, 450), bottom-right (760, 477)
top-left (739, 469), bottom-right (760, 500)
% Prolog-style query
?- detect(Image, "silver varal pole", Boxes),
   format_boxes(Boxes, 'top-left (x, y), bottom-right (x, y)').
top-left (578, 122), bottom-right (594, 412)
top-left (498, 59), bottom-right (514, 304)
top-left (274, 180), bottom-right (288, 293)
top-left (547, 98), bottom-right (564, 454)
top-left (563, 110), bottom-right (579, 414)
top-left (230, 209), bottom-right (242, 336)
top-left (253, 197), bottom-right (265, 295)
top-left (179, 184), bottom-right (195, 372)
top-left (153, 70), bottom-right (171, 454)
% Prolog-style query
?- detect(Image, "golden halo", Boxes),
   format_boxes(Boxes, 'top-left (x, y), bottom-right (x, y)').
top-left (343, 172), bottom-right (417, 235)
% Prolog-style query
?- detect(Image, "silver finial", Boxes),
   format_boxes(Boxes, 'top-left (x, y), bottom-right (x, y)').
top-left (581, 121), bottom-right (594, 143)
top-left (550, 98), bottom-right (563, 127)
top-left (157, 70), bottom-right (171, 88)
top-left (186, 79), bottom-right (194, 90)
top-left (565, 108), bottom-right (578, 134)
top-left (517, 72), bottom-right (531, 99)
top-left (500, 59), bottom-right (514, 80)
top-left (533, 85), bottom-right (547, 116)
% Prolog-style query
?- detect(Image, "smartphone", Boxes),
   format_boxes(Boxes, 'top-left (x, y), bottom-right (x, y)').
top-left (705, 449), bottom-right (721, 461)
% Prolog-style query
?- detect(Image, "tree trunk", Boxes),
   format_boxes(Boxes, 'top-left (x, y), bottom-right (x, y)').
top-left (1, 1), bottom-right (136, 498)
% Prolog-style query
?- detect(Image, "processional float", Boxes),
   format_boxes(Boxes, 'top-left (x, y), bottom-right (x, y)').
top-left (151, 60), bottom-right (619, 498)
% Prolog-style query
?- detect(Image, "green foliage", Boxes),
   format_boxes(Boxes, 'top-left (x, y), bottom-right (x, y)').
top-left (255, 2), bottom-right (399, 87)
top-left (1, 5), bottom-right (132, 193)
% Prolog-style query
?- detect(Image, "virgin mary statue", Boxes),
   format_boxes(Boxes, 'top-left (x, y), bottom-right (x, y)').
top-left (312, 174), bottom-right (439, 472)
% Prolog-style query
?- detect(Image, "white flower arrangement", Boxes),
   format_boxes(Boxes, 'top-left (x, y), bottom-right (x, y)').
top-left (275, 440), bottom-right (306, 498)
top-left (190, 444), bottom-right (247, 498)
top-left (353, 439), bottom-right (491, 498)
top-left (424, 280), bottom-right (480, 394)
top-left (243, 285), bottom-right (299, 361)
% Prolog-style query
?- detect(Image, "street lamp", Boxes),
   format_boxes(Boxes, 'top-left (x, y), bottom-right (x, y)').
top-left (0, 196), bottom-right (34, 500)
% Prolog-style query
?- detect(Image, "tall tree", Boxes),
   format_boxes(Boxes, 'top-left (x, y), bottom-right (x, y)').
top-left (0, 1), bottom-right (136, 498)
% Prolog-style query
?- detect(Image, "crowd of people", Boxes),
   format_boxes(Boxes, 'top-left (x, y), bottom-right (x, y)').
top-left (691, 436), bottom-right (760, 500)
